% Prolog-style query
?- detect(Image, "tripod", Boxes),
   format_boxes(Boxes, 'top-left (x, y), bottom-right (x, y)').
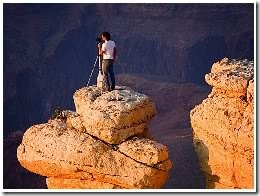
top-left (87, 43), bottom-right (102, 87)
top-left (87, 55), bottom-right (99, 87)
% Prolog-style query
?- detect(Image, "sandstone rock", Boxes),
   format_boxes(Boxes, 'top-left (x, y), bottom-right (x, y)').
top-left (205, 72), bottom-right (248, 95)
top-left (63, 110), bottom-right (85, 132)
top-left (247, 79), bottom-right (254, 103)
top-left (17, 120), bottom-right (170, 188)
top-left (153, 159), bottom-right (173, 171)
top-left (46, 178), bottom-right (122, 189)
top-left (193, 134), bottom-right (235, 187)
top-left (208, 87), bottom-right (246, 98)
top-left (73, 86), bottom-right (157, 144)
top-left (205, 58), bottom-right (254, 96)
top-left (211, 58), bottom-right (254, 77)
top-left (118, 137), bottom-right (169, 166)
top-left (190, 58), bottom-right (254, 189)
top-left (134, 127), bottom-right (154, 140)
top-left (191, 96), bottom-right (248, 150)
top-left (17, 85), bottom-right (172, 189)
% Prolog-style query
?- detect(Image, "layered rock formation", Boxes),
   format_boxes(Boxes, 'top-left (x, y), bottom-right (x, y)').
top-left (190, 58), bottom-right (254, 189)
top-left (17, 86), bottom-right (172, 189)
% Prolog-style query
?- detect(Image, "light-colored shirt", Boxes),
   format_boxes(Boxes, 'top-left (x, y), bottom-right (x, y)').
top-left (101, 40), bottom-right (116, 59)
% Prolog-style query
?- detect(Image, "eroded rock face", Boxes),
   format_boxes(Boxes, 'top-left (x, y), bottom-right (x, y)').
top-left (118, 137), bottom-right (169, 166)
top-left (73, 86), bottom-right (157, 144)
top-left (17, 86), bottom-right (171, 189)
top-left (190, 58), bottom-right (254, 189)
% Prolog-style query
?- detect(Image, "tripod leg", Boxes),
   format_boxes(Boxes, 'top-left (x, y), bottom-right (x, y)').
top-left (87, 56), bottom-right (99, 87)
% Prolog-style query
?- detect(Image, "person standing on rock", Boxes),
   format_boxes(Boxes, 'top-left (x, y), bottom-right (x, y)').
top-left (98, 32), bottom-right (117, 91)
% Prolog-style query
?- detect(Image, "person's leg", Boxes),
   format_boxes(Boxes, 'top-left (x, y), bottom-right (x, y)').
top-left (108, 60), bottom-right (115, 90)
top-left (102, 60), bottom-right (110, 91)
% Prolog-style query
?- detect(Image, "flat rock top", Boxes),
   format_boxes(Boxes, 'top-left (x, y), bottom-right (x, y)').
top-left (74, 86), bottom-right (151, 112)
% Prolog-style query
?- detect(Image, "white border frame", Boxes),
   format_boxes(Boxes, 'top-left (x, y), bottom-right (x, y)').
top-left (1, 0), bottom-right (257, 194)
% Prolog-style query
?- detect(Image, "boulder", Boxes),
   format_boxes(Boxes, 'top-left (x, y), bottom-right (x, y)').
top-left (17, 120), bottom-right (171, 189)
top-left (73, 86), bottom-right (156, 144)
top-left (17, 85), bottom-right (172, 189)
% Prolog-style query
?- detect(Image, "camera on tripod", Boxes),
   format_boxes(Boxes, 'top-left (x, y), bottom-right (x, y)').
top-left (96, 38), bottom-right (103, 43)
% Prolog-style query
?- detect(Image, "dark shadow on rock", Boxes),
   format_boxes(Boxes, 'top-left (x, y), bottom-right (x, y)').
top-left (193, 137), bottom-right (220, 188)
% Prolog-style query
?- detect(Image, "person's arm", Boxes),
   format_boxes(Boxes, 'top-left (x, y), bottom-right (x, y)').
top-left (113, 47), bottom-right (116, 62)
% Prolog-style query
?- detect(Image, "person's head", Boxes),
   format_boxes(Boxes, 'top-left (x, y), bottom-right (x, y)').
top-left (101, 32), bottom-right (111, 41)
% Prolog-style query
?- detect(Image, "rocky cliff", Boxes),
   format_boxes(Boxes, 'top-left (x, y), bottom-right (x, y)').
top-left (190, 58), bottom-right (254, 188)
top-left (17, 86), bottom-right (172, 189)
